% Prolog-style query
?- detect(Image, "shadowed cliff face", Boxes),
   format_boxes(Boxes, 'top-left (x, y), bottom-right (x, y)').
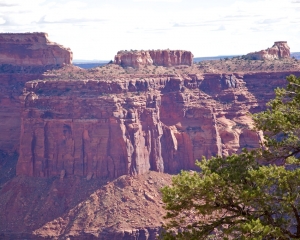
top-left (0, 172), bottom-right (172, 240)
top-left (16, 71), bottom-right (300, 179)
top-left (0, 33), bottom-right (72, 158)
top-left (0, 74), bottom-right (43, 154)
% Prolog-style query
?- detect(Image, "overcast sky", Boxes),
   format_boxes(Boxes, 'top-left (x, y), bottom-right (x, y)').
top-left (0, 0), bottom-right (299, 60)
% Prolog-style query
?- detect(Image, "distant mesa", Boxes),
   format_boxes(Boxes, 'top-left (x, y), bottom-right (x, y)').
top-left (245, 41), bottom-right (290, 60)
top-left (114, 49), bottom-right (193, 68)
top-left (0, 32), bottom-right (72, 69)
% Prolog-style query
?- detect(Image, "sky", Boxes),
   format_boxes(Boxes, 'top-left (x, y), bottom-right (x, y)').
top-left (0, 0), bottom-right (300, 60)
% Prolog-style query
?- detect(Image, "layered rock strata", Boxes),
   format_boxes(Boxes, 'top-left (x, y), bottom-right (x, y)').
top-left (17, 71), bottom-right (300, 179)
top-left (114, 50), bottom-right (193, 68)
top-left (0, 74), bottom-right (42, 154)
top-left (246, 41), bottom-right (290, 60)
top-left (0, 33), bottom-right (72, 155)
top-left (0, 32), bottom-right (72, 70)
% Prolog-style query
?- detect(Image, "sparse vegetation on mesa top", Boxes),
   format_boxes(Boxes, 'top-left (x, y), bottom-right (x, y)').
top-left (43, 57), bottom-right (300, 82)
top-left (196, 57), bottom-right (300, 73)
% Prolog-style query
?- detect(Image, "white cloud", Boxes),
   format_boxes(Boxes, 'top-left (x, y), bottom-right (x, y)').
top-left (133, 0), bottom-right (182, 2)
top-left (0, 17), bottom-right (5, 24)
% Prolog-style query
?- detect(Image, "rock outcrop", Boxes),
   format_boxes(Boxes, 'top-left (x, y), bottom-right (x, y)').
top-left (0, 32), bottom-right (72, 70)
top-left (0, 74), bottom-right (43, 154)
top-left (16, 71), bottom-right (300, 179)
top-left (114, 50), bottom-right (193, 68)
top-left (0, 33), bottom-right (72, 156)
top-left (0, 172), bottom-right (171, 240)
top-left (245, 41), bottom-right (290, 60)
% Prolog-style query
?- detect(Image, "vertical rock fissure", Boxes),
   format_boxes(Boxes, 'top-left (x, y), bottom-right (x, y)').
top-left (44, 122), bottom-right (49, 177)
top-left (82, 134), bottom-right (85, 176)
top-left (31, 132), bottom-right (36, 177)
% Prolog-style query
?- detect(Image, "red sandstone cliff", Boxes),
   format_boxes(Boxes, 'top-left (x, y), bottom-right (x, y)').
top-left (0, 74), bottom-right (42, 154)
top-left (114, 50), bottom-right (193, 68)
top-left (245, 41), bottom-right (290, 60)
top-left (0, 32), bottom-right (72, 68)
top-left (16, 71), bottom-right (299, 179)
top-left (0, 33), bottom-right (72, 156)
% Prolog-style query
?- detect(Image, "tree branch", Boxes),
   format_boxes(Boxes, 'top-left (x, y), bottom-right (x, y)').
top-left (290, 203), bottom-right (300, 236)
top-left (290, 82), bottom-right (300, 88)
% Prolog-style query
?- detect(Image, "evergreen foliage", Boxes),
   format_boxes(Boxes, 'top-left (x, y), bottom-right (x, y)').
top-left (161, 75), bottom-right (300, 239)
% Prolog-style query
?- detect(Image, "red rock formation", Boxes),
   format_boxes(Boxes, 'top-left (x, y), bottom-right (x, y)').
top-left (149, 50), bottom-right (193, 67)
top-left (0, 74), bottom-right (42, 154)
top-left (245, 41), bottom-right (290, 60)
top-left (16, 71), bottom-right (300, 179)
top-left (114, 50), bottom-right (193, 68)
top-left (0, 172), bottom-right (172, 240)
top-left (114, 50), bottom-right (153, 69)
top-left (0, 32), bottom-right (72, 67)
top-left (0, 33), bottom-right (72, 156)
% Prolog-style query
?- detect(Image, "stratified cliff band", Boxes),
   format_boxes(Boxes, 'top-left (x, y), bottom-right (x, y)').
top-left (0, 32), bottom-right (72, 68)
top-left (114, 49), bottom-right (193, 68)
top-left (245, 41), bottom-right (290, 60)
top-left (0, 33), bottom-right (72, 156)
top-left (17, 71), bottom-right (299, 179)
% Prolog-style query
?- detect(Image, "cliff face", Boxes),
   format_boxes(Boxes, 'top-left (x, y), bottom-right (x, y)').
top-left (246, 41), bottom-right (290, 60)
top-left (149, 50), bottom-right (193, 67)
top-left (0, 33), bottom-right (72, 156)
top-left (0, 32), bottom-right (72, 69)
top-left (0, 74), bottom-right (42, 154)
top-left (16, 71), bottom-right (299, 179)
top-left (114, 50), bottom-right (193, 68)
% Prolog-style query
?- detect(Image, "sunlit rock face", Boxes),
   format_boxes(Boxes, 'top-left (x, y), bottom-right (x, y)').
top-left (0, 32), bottom-right (72, 68)
top-left (114, 49), bottom-right (193, 68)
top-left (245, 41), bottom-right (290, 60)
top-left (17, 71), bottom-right (300, 179)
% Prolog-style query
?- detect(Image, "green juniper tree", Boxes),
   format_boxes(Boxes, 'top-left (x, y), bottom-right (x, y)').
top-left (161, 75), bottom-right (300, 239)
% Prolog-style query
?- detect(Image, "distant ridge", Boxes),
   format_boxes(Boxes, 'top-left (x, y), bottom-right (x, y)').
top-left (291, 52), bottom-right (300, 59)
top-left (73, 52), bottom-right (300, 69)
top-left (73, 60), bottom-right (110, 69)
top-left (193, 55), bottom-right (239, 62)
top-left (194, 52), bottom-right (300, 62)
top-left (73, 59), bottom-right (110, 63)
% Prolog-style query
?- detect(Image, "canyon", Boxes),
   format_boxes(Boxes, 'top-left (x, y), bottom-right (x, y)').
top-left (0, 33), bottom-right (300, 239)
